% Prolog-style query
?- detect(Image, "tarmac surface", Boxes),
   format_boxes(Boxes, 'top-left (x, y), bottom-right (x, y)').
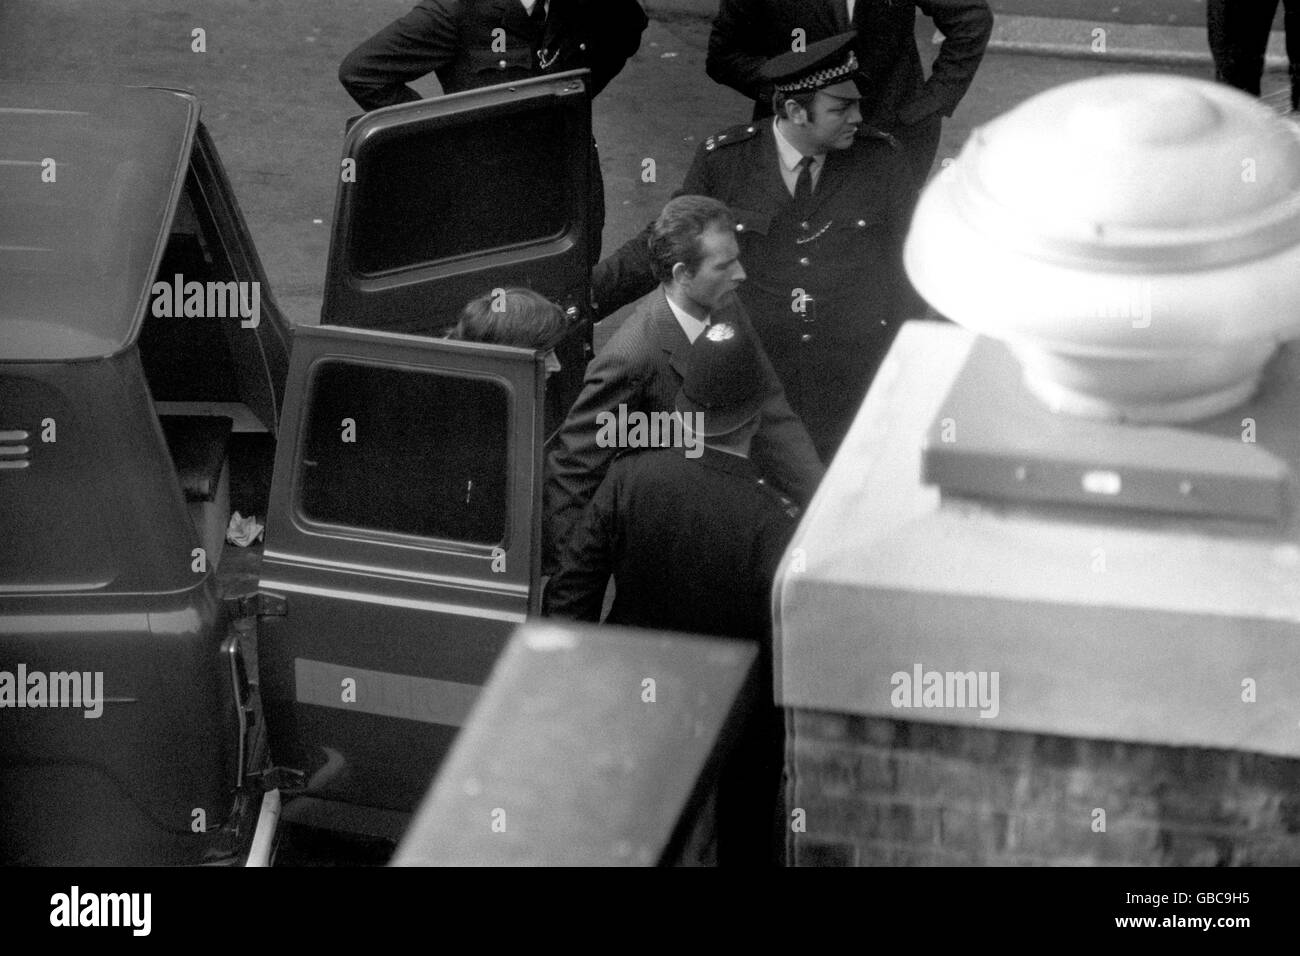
top-left (0, 0), bottom-right (1292, 339)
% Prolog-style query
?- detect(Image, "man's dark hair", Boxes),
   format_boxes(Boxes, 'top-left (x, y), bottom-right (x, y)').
top-left (448, 287), bottom-right (568, 349)
top-left (772, 89), bottom-right (819, 122)
top-left (648, 195), bottom-right (736, 284)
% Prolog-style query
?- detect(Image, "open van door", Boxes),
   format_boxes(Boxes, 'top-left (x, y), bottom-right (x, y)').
top-left (257, 324), bottom-right (546, 820)
top-left (321, 71), bottom-right (594, 435)
top-left (321, 70), bottom-right (591, 334)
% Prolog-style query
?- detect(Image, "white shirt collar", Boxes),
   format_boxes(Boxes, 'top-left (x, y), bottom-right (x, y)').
top-left (773, 117), bottom-right (823, 174)
top-left (664, 289), bottom-right (710, 344)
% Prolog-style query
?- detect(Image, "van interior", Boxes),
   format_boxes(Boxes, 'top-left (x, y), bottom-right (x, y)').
top-left (136, 169), bottom-right (543, 597)
top-left (138, 171), bottom-right (275, 592)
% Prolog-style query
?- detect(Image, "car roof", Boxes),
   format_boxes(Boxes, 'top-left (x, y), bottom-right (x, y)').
top-left (0, 83), bottom-right (198, 362)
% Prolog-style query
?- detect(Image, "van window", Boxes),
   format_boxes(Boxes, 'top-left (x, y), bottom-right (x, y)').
top-left (297, 361), bottom-right (511, 545)
top-left (348, 108), bottom-right (569, 276)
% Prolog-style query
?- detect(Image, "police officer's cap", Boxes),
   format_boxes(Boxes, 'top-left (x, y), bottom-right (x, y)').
top-left (674, 322), bottom-right (767, 437)
top-left (760, 31), bottom-right (861, 95)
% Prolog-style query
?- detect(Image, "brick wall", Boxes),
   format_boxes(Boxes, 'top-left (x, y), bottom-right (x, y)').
top-left (786, 709), bottom-right (1300, 866)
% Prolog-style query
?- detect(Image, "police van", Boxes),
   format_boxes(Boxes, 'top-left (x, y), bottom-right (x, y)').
top-left (0, 74), bottom-right (594, 865)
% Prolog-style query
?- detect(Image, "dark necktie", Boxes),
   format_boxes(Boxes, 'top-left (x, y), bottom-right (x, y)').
top-left (794, 155), bottom-right (815, 209)
top-left (530, 0), bottom-right (547, 29)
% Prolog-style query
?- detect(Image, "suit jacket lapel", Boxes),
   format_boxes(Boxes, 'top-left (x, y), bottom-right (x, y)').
top-left (648, 287), bottom-right (691, 381)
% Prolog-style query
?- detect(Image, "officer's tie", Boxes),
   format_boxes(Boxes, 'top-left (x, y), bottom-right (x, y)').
top-left (794, 155), bottom-right (816, 211)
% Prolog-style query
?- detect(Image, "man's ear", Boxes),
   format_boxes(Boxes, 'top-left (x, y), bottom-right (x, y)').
top-left (670, 261), bottom-right (692, 286)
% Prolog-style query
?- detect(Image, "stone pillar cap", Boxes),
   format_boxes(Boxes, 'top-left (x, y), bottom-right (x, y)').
top-left (906, 74), bottom-right (1300, 422)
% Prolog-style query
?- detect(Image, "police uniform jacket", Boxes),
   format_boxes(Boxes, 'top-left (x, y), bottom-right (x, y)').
top-left (543, 286), bottom-right (822, 572)
top-left (591, 121), bottom-right (915, 460)
top-left (339, 0), bottom-right (648, 109)
top-left (543, 446), bottom-right (800, 643)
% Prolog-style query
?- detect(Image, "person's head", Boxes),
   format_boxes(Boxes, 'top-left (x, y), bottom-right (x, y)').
top-left (774, 79), bottom-right (863, 153)
top-left (649, 195), bottom-right (746, 314)
top-left (762, 31), bottom-right (865, 153)
top-left (674, 321), bottom-right (768, 455)
top-left (448, 286), bottom-right (567, 376)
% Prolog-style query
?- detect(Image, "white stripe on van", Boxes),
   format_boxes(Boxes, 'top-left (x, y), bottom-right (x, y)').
top-left (295, 658), bottom-right (481, 727)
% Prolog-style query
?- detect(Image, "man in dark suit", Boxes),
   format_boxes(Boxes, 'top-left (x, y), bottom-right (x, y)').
top-left (338, 0), bottom-right (649, 259)
top-left (544, 317), bottom-right (798, 865)
top-left (543, 195), bottom-right (822, 572)
top-left (592, 34), bottom-right (915, 461)
top-left (707, 0), bottom-right (992, 189)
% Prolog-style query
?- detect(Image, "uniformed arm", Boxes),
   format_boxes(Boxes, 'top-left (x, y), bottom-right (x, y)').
top-left (579, 0), bottom-right (650, 97)
top-left (875, 142), bottom-right (926, 321)
top-left (339, 0), bottom-right (462, 112)
top-left (542, 464), bottom-right (621, 621)
top-left (753, 390), bottom-right (825, 506)
top-left (706, 0), bottom-right (774, 104)
top-left (590, 142), bottom-right (716, 319)
top-left (899, 0), bottom-right (994, 127)
top-left (590, 223), bottom-right (656, 319)
top-left (726, 299), bottom-right (826, 504)
top-left (542, 339), bottom-right (646, 573)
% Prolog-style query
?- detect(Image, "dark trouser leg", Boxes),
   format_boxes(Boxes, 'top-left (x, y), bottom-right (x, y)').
top-left (1209, 0), bottom-right (1280, 95)
top-left (717, 704), bottom-right (786, 866)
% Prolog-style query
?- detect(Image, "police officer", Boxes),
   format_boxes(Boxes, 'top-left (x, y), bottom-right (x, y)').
top-left (544, 318), bottom-right (800, 640)
top-left (592, 33), bottom-right (915, 461)
top-left (338, 0), bottom-right (649, 260)
top-left (707, 0), bottom-right (993, 191)
top-left (544, 318), bottom-right (798, 865)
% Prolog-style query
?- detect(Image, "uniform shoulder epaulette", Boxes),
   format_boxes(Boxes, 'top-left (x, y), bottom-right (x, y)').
top-left (859, 126), bottom-right (903, 151)
top-left (703, 122), bottom-right (761, 152)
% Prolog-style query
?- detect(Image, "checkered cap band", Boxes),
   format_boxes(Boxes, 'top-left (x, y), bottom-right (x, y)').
top-left (775, 49), bottom-right (859, 93)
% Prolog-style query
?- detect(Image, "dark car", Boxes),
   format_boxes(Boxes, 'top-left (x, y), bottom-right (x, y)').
top-left (0, 73), bottom-right (594, 865)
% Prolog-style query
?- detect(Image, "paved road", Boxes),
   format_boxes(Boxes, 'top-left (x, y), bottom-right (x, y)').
top-left (0, 1), bottom-right (1284, 336)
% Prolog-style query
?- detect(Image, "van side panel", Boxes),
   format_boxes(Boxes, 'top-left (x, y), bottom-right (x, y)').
top-left (0, 350), bottom-right (247, 864)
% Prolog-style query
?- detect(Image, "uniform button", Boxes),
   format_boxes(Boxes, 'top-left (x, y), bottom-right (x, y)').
top-left (800, 221), bottom-right (809, 230)
top-left (579, 42), bottom-right (587, 51)
top-left (746, 126), bottom-right (756, 133)
top-left (735, 222), bottom-right (745, 231)
top-left (800, 333), bottom-right (812, 342)
top-left (857, 219), bottom-right (867, 227)
top-left (798, 256), bottom-right (810, 266)
top-left (498, 59), bottom-right (508, 68)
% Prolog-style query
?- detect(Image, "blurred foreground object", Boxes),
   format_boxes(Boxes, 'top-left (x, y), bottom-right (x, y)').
top-left (775, 74), bottom-right (1300, 866)
top-left (906, 74), bottom-right (1300, 423)
top-left (393, 623), bottom-right (762, 866)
